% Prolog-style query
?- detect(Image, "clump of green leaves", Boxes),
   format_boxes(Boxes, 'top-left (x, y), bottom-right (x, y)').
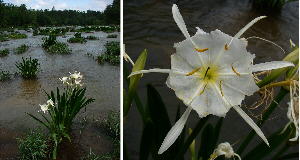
top-left (28, 87), bottom-right (95, 159)
top-left (17, 130), bottom-right (49, 160)
top-left (0, 34), bottom-right (9, 42)
top-left (43, 35), bottom-right (71, 54)
top-left (0, 70), bottom-right (11, 81)
top-left (16, 44), bottom-right (29, 54)
top-left (107, 34), bottom-right (117, 38)
top-left (0, 49), bottom-right (9, 57)
top-left (104, 110), bottom-right (120, 138)
top-left (68, 33), bottom-right (87, 43)
top-left (42, 35), bottom-right (57, 49)
top-left (97, 41), bottom-right (120, 65)
top-left (47, 42), bottom-right (71, 54)
top-left (85, 35), bottom-right (98, 40)
top-left (16, 57), bottom-right (39, 79)
top-left (8, 33), bottom-right (27, 39)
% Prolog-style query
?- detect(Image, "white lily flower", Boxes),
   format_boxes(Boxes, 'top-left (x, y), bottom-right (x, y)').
top-left (59, 76), bottom-right (69, 84)
top-left (129, 4), bottom-right (295, 154)
top-left (39, 104), bottom-right (49, 113)
top-left (69, 71), bottom-right (83, 80)
top-left (209, 142), bottom-right (241, 160)
top-left (47, 99), bottom-right (54, 107)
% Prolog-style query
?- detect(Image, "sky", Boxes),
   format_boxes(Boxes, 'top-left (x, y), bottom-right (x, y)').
top-left (3, 0), bottom-right (113, 11)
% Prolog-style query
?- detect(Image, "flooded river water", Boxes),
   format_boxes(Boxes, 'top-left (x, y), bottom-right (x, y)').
top-left (124, 0), bottom-right (298, 159)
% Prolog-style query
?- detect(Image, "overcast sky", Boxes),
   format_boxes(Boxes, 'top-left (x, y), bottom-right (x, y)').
top-left (3, 0), bottom-right (113, 11)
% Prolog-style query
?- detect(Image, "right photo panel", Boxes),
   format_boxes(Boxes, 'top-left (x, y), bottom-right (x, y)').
top-left (123, 0), bottom-right (299, 160)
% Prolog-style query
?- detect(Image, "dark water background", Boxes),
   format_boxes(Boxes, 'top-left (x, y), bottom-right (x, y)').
top-left (124, 0), bottom-right (299, 159)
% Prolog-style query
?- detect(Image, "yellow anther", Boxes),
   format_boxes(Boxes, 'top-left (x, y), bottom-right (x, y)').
top-left (231, 65), bottom-right (241, 76)
top-left (199, 84), bottom-right (207, 95)
top-left (219, 80), bottom-right (224, 96)
top-left (186, 67), bottom-right (201, 76)
top-left (225, 44), bottom-right (229, 50)
top-left (195, 48), bottom-right (208, 53)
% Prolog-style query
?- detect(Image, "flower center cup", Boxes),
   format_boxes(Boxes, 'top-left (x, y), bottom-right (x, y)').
top-left (199, 65), bottom-right (219, 83)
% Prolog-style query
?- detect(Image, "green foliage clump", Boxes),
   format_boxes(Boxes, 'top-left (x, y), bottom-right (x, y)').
top-left (68, 33), bottom-right (87, 43)
top-left (0, 70), bottom-right (11, 81)
top-left (16, 44), bottom-right (29, 54)
top-left (104, 111), bottom-right (120, 138)
top-left (17, 130), bottom-right (49, 160)
top-left (47, 42), bottom-right (71, 54)
top-left (8, 32), bottom-right (27, 39)
top-left (42, 35), bottom-right (57, 49)
top-left (107, 34), bottom-right (117, 38)
top-left (0, 48), bottom-right (9, 57)
top-left (16, 57), bottom-right (39, 79)
top-left (97, 41), bottom-right (120, 65)
top-left (42, 35), bottom-right (71, 54)
top-left (85, 35), bottom-right (98, 40)
top-left (0, 34), bottom-right (9, 42)
top-left (28, 87), bottom-right (95, 159)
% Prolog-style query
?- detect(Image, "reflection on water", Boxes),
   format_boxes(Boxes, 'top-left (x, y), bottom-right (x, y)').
top-left (124, 0), bottom-right (298, 159)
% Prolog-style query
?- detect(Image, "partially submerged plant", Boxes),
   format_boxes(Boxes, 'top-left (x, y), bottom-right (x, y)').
top-left (0, 49), bottom-right (9, 57)
top-left (85, 35), bottom-right (98, 40)
top-left (16, 44), bottom-right (29, 54)
top-left (107, 34), bottom-right (117, 38)
top-left (28, 71), bottom-right (94, 159)
top-left (0, 70), bottom-right (11, 81)
top-left (104, 110), bottom-right (120, 138)
top-left (68, 33), bottom-right (87, 43)
top-left (17, 130), bottom-right (49, 160)
top-left (97, 41), bottom-right (120, 65)
top-left (8, 32), bottom-right (27, 39)
top-left (128, 4), bottom-right (294, 154)
top-left (47, 42), bottom-right (71, 54)
top-left (42, 35), bottom-right (58, 49)
top-left (16, 57), bottom-right (39, 79)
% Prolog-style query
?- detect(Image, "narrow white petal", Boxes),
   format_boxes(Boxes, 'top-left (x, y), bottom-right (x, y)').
top-left (195, 27), bottom-right (206, 35)
top-left (158, 107), bottom-right (192, 154)
top-left (246, 36), bottom-right (285, 54)
top-left (128, 69), bottom-right (171, 77)
top-left (252, 61), bottom-right (294, 72)
top-left (232, 105), bottom-right (269, 146)
top-left (234, 16), bottom-right (267, 38)
top-left (172, 4), bottom-right (190, 39)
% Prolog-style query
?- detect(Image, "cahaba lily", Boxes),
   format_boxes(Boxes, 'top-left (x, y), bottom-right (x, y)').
top-left (129, 4), bottom-right (294, 154)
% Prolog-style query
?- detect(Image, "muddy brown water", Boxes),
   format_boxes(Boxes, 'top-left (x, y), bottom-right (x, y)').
top-left (124, 0), bottom-right (298, 159)
top-left (0, 30), bottom-right (120, 159)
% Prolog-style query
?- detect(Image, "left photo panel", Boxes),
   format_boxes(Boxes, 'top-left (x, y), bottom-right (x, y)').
top-left (0, 0), bottom-right (120, 159)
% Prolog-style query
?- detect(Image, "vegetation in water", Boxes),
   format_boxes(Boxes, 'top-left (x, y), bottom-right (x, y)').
top-left (17, 130), bottom-right (49, 160)
top-left (28, 72), bottom-right (95, 159)
top-left (97, 41), bottom-right (120, 65)
top-left (47, 42), bottom-right (71, 54)
top-left (107, 34), bottom-right (117, 38)
top-left (8, 32), bottom-right (27, 39)
top-left (0, 48), bottom-right (9, 56)
top-left (68, 32), bottom-right (87, 43)
top-left (0, 70), bottom-right (11, 81)
top-left (16, 57), bottom-right (39, 79)
top-left (16, 44), bottom-right (29, 54)
top-left (85, 35), bottom-right (98, 40)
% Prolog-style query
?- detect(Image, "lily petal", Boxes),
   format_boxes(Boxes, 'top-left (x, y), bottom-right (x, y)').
top-left (158, 107), bottom-right (192, 154)
top-left (172, 4), bottom-right (190, 39)
top-left (128, 69), bottom-right (171, 78)
top-left (232, 105), bottom-right (269, 146)
top-left (234, 16), bottom-right (267, 38)
top-left (252, 61), bottom-right (294, 72)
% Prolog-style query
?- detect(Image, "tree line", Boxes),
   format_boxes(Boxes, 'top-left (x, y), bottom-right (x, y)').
top-left (0, 0), bottom-right (119, 27)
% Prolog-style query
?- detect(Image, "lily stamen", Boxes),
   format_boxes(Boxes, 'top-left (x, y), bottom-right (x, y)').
top-left (231, 65), bottom-right (241, 76)
top-left (199, 84), bottom-right (208, 95)
top-left (219, 80), bottom-right (224, 96)
top-left (204, 67), bottom-right (210, 78)
top-left (186, 67), bottom-right (201, 76)
top-left (195, 48), bottom-right (209, 53)
top-left (225, 44), bottom-right (229, 50)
